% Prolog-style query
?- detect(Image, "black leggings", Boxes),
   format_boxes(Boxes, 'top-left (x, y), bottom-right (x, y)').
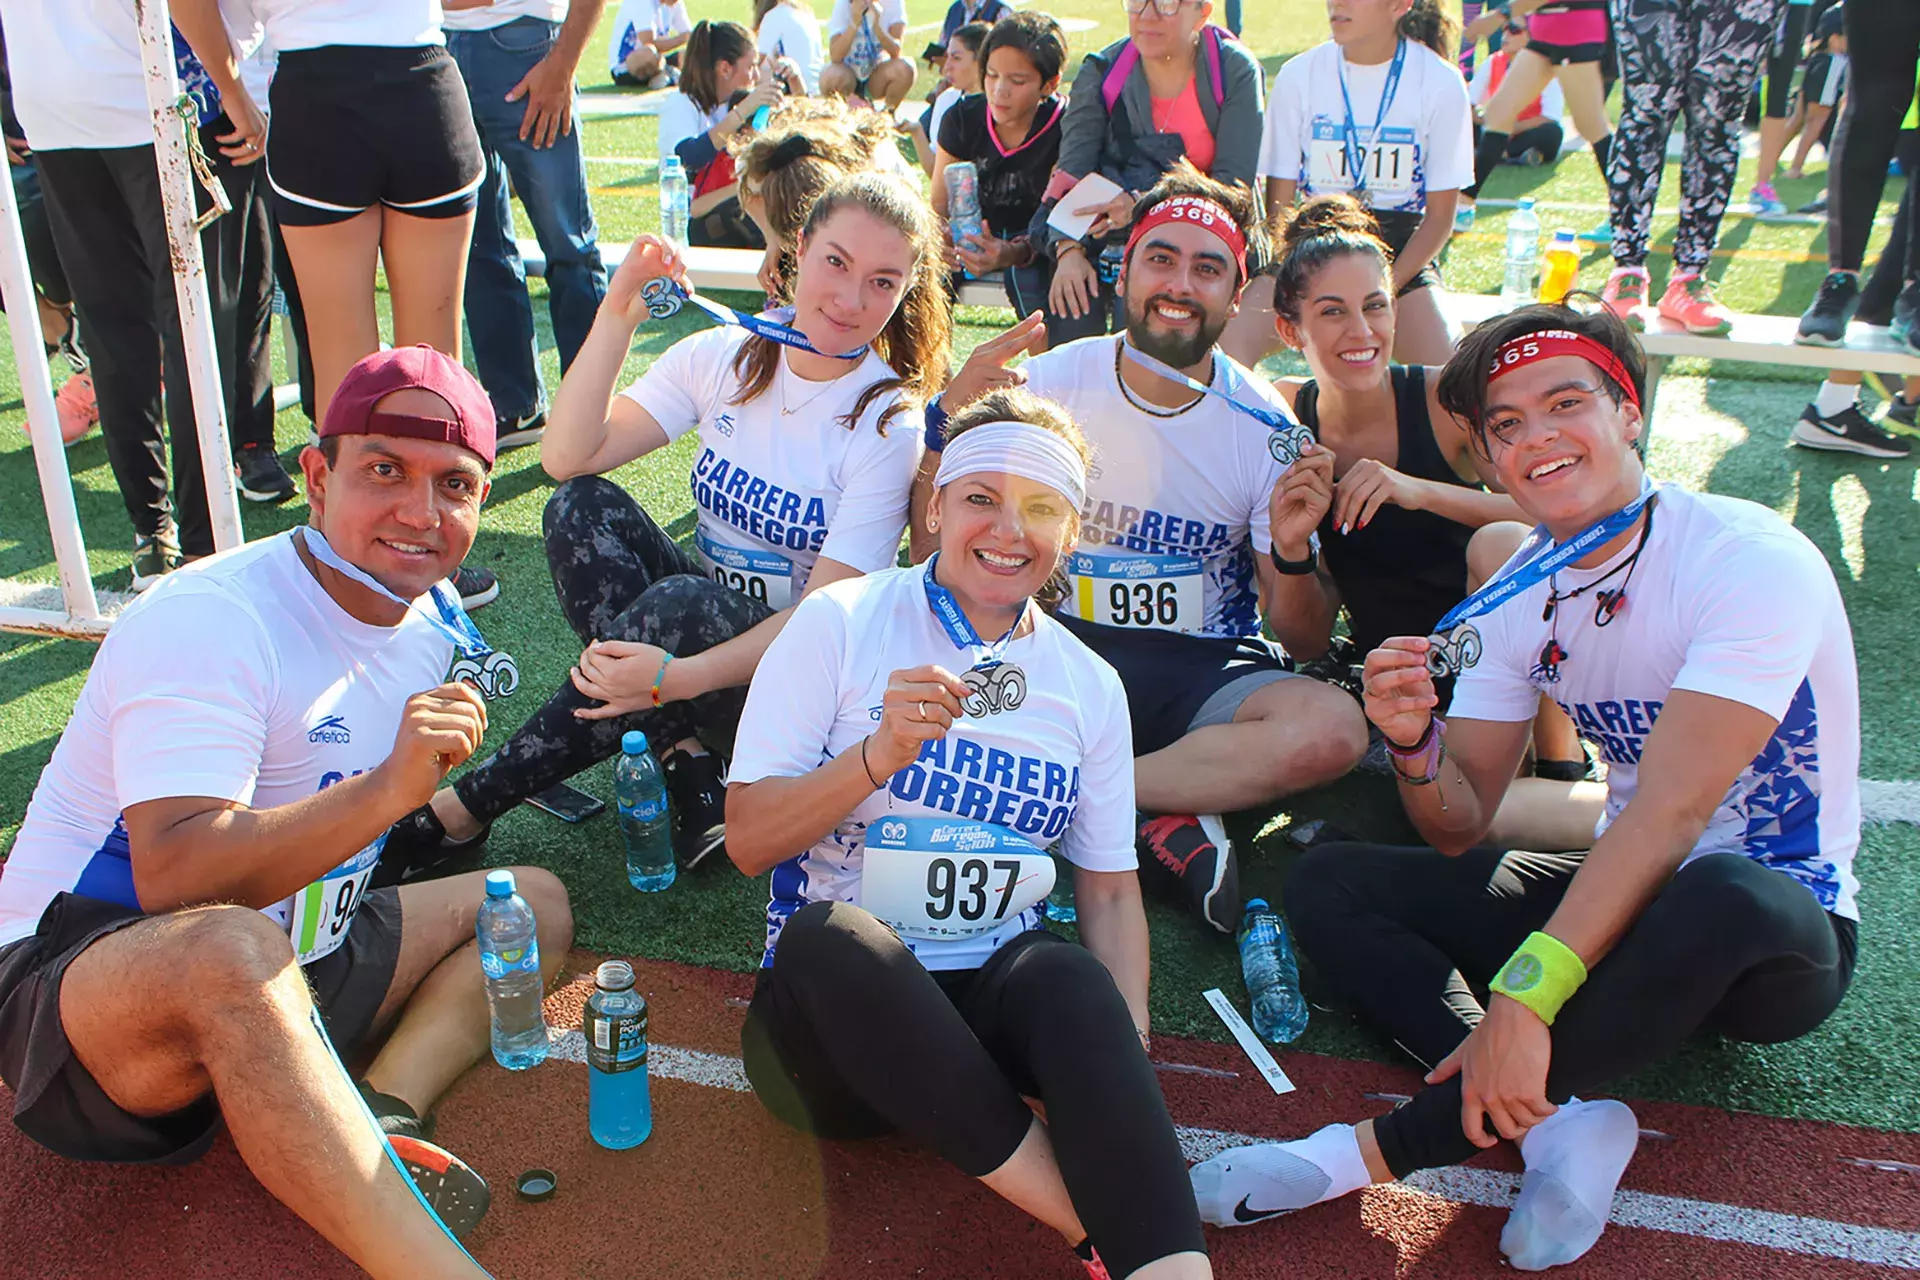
top-left (1825, 2), bottom-right (1920, 273)
top-left (1854, 131), bottom-right (1920, 326)
top-left (742, 902), bottom-right (1206, 1279)
top-left (451, 475), bottom-right (773, 823)
top-left (1760, 3), bottom-right (1811, 121)
top-left (1285, 844), bottom-right (1856, 1179)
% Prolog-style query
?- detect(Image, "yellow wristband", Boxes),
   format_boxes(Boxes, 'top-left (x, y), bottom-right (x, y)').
top-left (1490, 931), bottom-right (1588, 1026)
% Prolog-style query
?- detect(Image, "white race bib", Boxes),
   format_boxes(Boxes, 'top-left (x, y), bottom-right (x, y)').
top-left (1067, 551), bottom-right (1204, 634)
top-left (288, 836), bottom-right (382, 965)
top-left (1307, 122), bottom-right (1419, 207)
top-left (860, 818), bottom-right (1054, 940)
top-left (696, 528), bottom-right (794, 609)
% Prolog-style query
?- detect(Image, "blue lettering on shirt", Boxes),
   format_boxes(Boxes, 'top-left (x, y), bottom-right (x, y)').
top-left (1559, 698), bottom-right (1664, 765)
top-left (888, 734), bottom-right (1079, 842)
top-left (690, 447), bottom-right (830, 554)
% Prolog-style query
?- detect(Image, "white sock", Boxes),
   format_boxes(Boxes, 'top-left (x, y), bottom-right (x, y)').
top-left (1816, 380), bottom-right (1859, 417)
top-left (1190, 1123), bottom-right (1373, 1227)
top-left (1501, 1099), bottom-right (1640, 1271)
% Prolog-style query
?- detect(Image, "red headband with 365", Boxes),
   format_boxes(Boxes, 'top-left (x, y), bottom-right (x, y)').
top-left (1125, 194), bottom-right (1248, 276)
top-left (1487, 329), bottom-right (1641, 411)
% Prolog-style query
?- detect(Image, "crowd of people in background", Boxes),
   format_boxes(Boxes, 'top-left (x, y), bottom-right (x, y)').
top-left (0, 0), bottom-right (1897, 1276)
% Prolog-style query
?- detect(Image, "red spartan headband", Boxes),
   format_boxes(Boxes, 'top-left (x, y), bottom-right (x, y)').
top-left (1487, 329), bottom-right (1641, 411)
top-left (1125, 194), bottom-right (1248, 277)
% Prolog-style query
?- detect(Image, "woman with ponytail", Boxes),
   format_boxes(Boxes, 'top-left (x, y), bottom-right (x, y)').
top-left (661, 20), bottom-right (804, 247)
top-left (734, 98), bottom-right (897, 297)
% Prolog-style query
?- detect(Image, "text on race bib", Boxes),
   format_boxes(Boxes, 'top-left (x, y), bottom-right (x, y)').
top-left (1067, 551), bottom-right (1204, 634)
top-left (1308, 123), bottom-right (1419, 204)
top-left (289, 836), bottom-right (383, 965)
top-left (695, 528), bottom-right (794, 609)
top-left (860, 817), bottom-right (1055, 941)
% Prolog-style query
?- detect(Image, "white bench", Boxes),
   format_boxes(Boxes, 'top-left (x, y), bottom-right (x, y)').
top-left (516, 239), bottom-right (1011, 309)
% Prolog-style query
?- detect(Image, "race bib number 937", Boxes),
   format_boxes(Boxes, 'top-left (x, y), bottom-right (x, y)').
top-left (861, 818), bottom-right (1055, 940)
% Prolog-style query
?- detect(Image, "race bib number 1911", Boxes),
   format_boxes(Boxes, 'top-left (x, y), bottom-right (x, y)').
top-left (861, 818), bottom-right (1055, 941)
top-left (1068, 551), bottom-right (1204, 634)
top-left (1307, 122), bottom-right (1419, 207)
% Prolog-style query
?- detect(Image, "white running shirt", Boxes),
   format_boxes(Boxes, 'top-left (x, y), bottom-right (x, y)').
top-left (732, 564), bottom-right (1138, 970)
top-left (0, 533), bottom-right (453, 950)
top-left (1448, 485), bottom-right (1862, 920)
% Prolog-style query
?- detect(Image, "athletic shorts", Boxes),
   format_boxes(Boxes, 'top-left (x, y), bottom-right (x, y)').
top-left (1056, 616), bottom-right (1298, 756)
top-left (1803, 53), bottom-right (1848, 110)
top-left (267, 45), bottom-right (485, 228)
top-left (0, 889), bottom-right (402, 1165)
top-left (1525, 39), bottom-right (1606, 65)
top-left (1374, 210), bottom-right (1443, 296)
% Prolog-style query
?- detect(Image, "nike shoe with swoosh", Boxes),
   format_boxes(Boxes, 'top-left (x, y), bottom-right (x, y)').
top-left (1191, 1124), bottom-right (1371, 1227)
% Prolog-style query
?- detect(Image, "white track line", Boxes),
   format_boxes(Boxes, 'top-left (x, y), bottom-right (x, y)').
top-left (546, 1030), bottom-right (1920, 1269)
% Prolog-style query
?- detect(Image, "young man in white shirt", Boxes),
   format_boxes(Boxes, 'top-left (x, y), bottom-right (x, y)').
top-left (609, 0), bottom-right (692, 86)
top-left (1192, 304), bottom-right (1861, 1272)
top-left (443, 0), bottom-right (610, 452)
top-left (0, 347), bottom-right (574, 1278)
top-left (824, 0), bottom-right (915, 111)
top-left (924, 164), bottom-right (1370, 932)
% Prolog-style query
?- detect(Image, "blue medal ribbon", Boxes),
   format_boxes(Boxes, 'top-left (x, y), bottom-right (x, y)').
top-left (1120, 342), bottom-right (1316, 465)
top-left (1335, 39), bottom-right (1407, 202)
top-left (299, 527), bottom-right (491, 660)
top-left (922, 554), bottom-right (1024, 671)
top-left (641, 278), bottom-right (867, 360)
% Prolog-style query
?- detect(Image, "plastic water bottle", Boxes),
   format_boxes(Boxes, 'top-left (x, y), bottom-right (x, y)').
top-left (1237, 897), bottom-right (1309, 1045)
top-left (659, 155), bottom-right (690, 247)
top-left (1044, 850), bottom-right (1076, 924)
top-left (1502, 197), bottom-right (1541, 306)
top-left (1539, 229), bottom-right (1581, 304)
top-left (617, 731), bottom-right (675, 892)
top-left (945, 161), bottom-right (985, 253)
top-left (476, 870), bottom-right (550, 1070)
top-left (585, 960), bottom-right (653, 1149)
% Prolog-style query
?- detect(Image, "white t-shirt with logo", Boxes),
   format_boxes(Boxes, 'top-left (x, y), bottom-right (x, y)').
top-left (621, 324), bottom-right (923, 606)
top-left (827, 0), bottom-right (907, 79)
top-left (731, 564), bottom-right (1137, 970)
top-left (656, 92), bottom-right (728, 165)
top-left (608, 0), bottom-right (692, 76)
top-left (1448, 485), bottom-right (1862, 920)
top-left (1260, 39), bottom-right (1474, 216)
top-left (757, 2), bottom-right (825, 94)
top-left (442, 0), bottom-right (569, 34)
top-left (0, 532), bottom-right (454, 952)
top-left (1020, 336), bottom-right (1292, 640)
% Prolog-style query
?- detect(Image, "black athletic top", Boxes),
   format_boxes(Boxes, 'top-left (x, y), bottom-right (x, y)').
top-left (1296, 364), bottom-right (1483, 654)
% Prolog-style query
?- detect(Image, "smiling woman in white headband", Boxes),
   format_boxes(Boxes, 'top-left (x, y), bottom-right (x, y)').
top-left (725, 388), bottom-right (1214, 1280)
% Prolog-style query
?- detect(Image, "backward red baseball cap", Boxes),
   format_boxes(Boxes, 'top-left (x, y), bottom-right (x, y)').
top-left (320, 345), bottom-right (497, 469)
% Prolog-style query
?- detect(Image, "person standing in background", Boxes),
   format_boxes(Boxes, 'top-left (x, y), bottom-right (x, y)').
top-left (444, 0), bottom-right (610, 454)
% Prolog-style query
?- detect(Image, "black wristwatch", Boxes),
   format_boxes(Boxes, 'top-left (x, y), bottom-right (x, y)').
top-left (1270, 544), bottom-right (1317, 576)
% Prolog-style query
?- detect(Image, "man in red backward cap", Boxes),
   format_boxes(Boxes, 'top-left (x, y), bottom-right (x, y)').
top-left (0, 346), bottom-right (572, 1278)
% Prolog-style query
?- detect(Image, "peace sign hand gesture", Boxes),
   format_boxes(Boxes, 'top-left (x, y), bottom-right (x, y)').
top-left (942, 311), bottom-right (1049, 414)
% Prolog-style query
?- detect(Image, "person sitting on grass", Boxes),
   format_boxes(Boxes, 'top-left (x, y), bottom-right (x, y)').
top-left (610, 0), bottom-right (692, 88)
top-left (659, 20), bottom-right (806, 249)
top-left (728, 389), bottom-right (1213, 1280)
top-left (1192, 302), bottom-right (1861, 1274)
top-left (904, 19), bottom-right (987, 175)
top-left (0, 347), bottom-right (575, 1278)
top-left (822, 0), bottom-right (915, 112)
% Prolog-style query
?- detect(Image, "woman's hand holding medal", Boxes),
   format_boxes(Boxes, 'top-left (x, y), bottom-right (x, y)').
top-left (867, 665), bottom-right (973, 778)
top-left (607, 233), bottom-right (689, 330)
top-left (1361, 638), bottom-right (1440, 748)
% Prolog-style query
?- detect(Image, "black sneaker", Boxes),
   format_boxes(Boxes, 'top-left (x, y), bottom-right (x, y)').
top-left (358, 1082), bottom-right (436, 1142)
top-left (495, 408), bottom-right (547, 452)
top-left (1797, 192), bottom-right (1828, 215)
top-left (1790, 403), bottom-right (1913, 459)
top-left (387, 1135), bottom-right (491, 1242)
top-left (1797, 271), bottom-right (1860, 346)
top-left (130, 531), bottom-right (182, 592)
top-left (452, 564), bottom-right (500, 611)
top-left (662, 749), bottom-right (727, 867)
top-left (236, 443), bottom-right (298, 504)
top-left (369, 804), bottom-right (490, 889)
top-left (1886, 393), bottom-right (1919, 434)
top-left (1135, 812), bottom-right (1239, 934)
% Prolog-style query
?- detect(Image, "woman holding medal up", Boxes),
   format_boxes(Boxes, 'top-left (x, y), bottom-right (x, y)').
top-left (1192, 303), bottom-right (1862, 1274)
top-left (727, 390), bottom-right (1211, 1280)
top-left (378, 173), bottom-right (945, 876)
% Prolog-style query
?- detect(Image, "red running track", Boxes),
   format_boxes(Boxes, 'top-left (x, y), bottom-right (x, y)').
top-left (2, 955), bottom-right (1916, 1279)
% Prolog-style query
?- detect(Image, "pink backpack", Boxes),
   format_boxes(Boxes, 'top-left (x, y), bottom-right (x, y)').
top-left (1100, 25), bottom-right (1230, 114)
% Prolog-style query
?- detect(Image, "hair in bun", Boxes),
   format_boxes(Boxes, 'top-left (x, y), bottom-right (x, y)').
top-left (1269, 193), bottom-right (1394, 322)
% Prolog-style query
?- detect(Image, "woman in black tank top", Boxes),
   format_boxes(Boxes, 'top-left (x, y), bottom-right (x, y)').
top-left (1263, 196), bottom-right (1594, 806)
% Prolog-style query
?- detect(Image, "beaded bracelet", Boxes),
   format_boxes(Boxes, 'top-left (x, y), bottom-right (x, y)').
top-left (649, 653), bottom-right (675, 708)
top-left (1386, 716), bottom-right (1446, 785)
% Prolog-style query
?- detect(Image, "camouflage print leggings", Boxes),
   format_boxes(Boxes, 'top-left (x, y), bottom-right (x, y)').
top-left (452, 475), bottom-right (774, 824)
top-left (1606, 0), bottom-right (1782, 270)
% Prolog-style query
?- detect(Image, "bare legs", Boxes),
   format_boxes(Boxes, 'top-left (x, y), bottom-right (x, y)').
top-left (1134, 677), bottom-right (1368, 815)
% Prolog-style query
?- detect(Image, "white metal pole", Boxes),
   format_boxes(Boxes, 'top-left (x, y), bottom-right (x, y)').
top-left (133, 0), bottom-right (246, 552)
top-left (0, 152), bottom-right (102, 626)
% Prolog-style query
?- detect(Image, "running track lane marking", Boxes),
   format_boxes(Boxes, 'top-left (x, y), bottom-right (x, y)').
top-left (547, 1029), bottom-right (1920, 1271)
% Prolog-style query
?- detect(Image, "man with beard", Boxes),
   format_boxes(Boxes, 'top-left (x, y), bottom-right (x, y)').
top-left (920, 163), bottom-right (1368, 932)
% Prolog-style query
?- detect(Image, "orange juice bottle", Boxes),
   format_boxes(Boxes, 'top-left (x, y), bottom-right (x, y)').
top-left (1539, 230), bottom-right (1581, 303)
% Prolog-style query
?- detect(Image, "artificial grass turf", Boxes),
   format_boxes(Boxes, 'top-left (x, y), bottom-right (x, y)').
top-left (4, 0), bottom-right (1919, 1133)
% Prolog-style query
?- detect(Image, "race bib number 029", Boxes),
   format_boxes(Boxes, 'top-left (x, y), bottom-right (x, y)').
top-left (695, 528), bottom-right (794, 609)
top-left (289, 835), bottom-right (383, 965)
top-left (1307, 123), bottom-right (1418, 206)
top-left (1068, 551), bottom-right (1204, 634)
top-left (861, 818), bottom-right (1054, 941)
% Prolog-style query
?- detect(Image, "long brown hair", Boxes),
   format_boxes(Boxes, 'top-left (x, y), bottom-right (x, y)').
top-left (1398, 0), bottom-right (1459, 62)
top-left (682, 20), bottom-right (753, 113)
top-left (729, 172), bottom-right (952, 434)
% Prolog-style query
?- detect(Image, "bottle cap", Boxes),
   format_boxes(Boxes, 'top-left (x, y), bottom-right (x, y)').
top-left (484, 869), bottom-right (516, 899)
top-left (596, 959), bottom-right (637, 992)
top-left (1519, 196), bottom-right (1535, 208)
top-left (1551, 229), bottom-right (1577, 244)
top-left (621, 730), bottom-right (649, 756)
top-left (1244, 896), bottom-right (1269, 913)
top-left (516, 1168), bottom-right (558, 1201)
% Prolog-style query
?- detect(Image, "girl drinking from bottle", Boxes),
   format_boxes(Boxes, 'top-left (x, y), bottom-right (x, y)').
top-left (378, 173), bottom-right (947, 880)
top-left (728, 388), bottom-right (1212, 1280)
top-left (661, 20), bottom-right (804, 248)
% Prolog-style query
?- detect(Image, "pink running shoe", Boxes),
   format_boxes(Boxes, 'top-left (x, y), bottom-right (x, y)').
top-left (1599, 267), bottom-right (1649, 332)
top-left (1657, 271), bottom-right (1734, 336)
top-left (1081, 1250), bottom-right (1114, 1280)
top-left (54, 370), bottom-right (98, 444)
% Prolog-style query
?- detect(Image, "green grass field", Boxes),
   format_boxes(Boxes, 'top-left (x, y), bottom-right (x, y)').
top-left (2, 0), bottom-right (1916, 1134)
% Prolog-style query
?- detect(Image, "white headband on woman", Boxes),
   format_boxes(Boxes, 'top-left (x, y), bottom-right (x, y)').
top-left (932, 420), bottom-right (1088, 510)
